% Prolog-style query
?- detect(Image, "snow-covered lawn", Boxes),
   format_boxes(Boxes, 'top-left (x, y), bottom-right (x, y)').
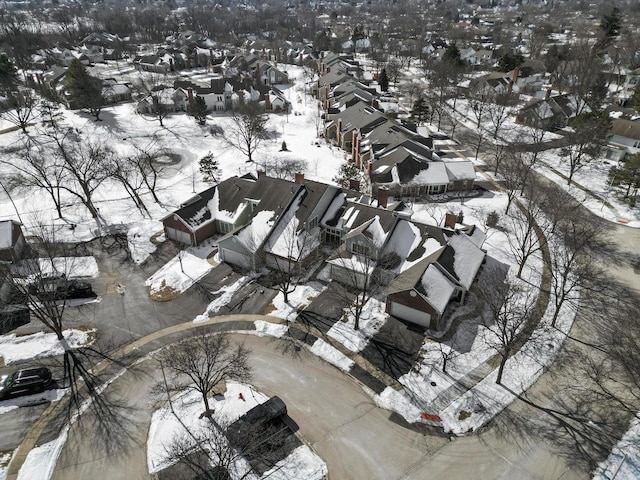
top-left (266, 282), bottom-right (326, 321)
top-left (327, 298), bottom-right (387, 353)
top-left (0, 328), bottom-right (95, 365)
top-left (10, 257), bottom-right (99, 281)
top-left (147, 382), bottom-right (327, 479)
top-left (145, 243), bottom-right (216, 300)
top-left (309, 339), bottom-right (354, 372)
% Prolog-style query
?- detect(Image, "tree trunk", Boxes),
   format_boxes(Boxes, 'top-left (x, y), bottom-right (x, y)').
top-left (496, 355), bottom-right (507, 384)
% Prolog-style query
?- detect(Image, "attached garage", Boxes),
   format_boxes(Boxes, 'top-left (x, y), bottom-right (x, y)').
top-left (165, 226), bottom-right (192, 245)
top-left (219, 247), bottom-right (251, 270)
top-left (389, 302), bottom-right (432, 328)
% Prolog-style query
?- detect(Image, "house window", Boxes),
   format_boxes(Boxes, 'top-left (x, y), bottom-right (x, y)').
top-left (217, 221), bottom-right (232, 233)
top-left (634, 141), bottom-right (640, 148)
top-left (323, 228), bottom-right (342, 244)
top-left (309, 217), bottom-right (318, 229)
top-left (351, 243), bottom-right (370, 256)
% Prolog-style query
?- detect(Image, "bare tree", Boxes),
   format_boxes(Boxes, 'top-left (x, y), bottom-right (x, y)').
top-left (258, 156), bottom-right (307, 181)
top-left (499, 153), bottom-right (530, 215)
top-left (505, 185), bottom-right (548, 278)
top-left (1, 141), bottom-right (67, 218)
top-left (134, 75), bottom-right (172, 127)
top-left (131, 144), bottom-right (169, 205)
top-left (103, 152), bottom-right (151, 217)
top-left (226, 103), bottom-right (269, 163)
top-left (478, 264), bottom-right (536, 384)
top-left (161, 333), bottom-right (252, 414)
top-left (1, 88), bottom-right (39, 133)
top-left (560, 111), bottom-right (611, 185)
top-left (264, 205), bottom-right (318, 304)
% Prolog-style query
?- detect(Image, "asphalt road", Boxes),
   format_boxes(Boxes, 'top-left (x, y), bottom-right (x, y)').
top-left (50, 333), bottom-right (449, 480)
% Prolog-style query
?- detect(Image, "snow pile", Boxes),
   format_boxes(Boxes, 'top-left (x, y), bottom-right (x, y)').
top-left (0, 389), bottom-right (67, 415)
top-left (145, 246), bottom-right (215, 297)
top-left (0, 329), bottom-right (95, 365)
top-left (16, 429), bottom-right (69, 480)
top-left (193, 276), bottom-right (251, 323)
top-left (253, 320), bottom-right (288, 338)
top-left (0, 451), bottom-right (10, 480)
top-left (309, 339), bottom-right (354, 372)
top-left (372, 387), bottom-right (422, 423)
top-left (595, 417), bottom-right (640, 480)
top-left (127, 220), bottom-right (163, 264)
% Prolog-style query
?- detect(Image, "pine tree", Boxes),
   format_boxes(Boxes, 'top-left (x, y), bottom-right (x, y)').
top-left (188, 96), bottom-right (208, 125)
top-left (409, 96), bottom-right (430, 123)
top-left (332, 163), bottom-right (361, 189)
top-left (64, 59), bottom-right (104, 120)
top-left (199, 152), bottom-right (220, 184)
top-left (379, 68), bottom-right (389, 92)
top-left (0, 54), bottom-right (17, 92)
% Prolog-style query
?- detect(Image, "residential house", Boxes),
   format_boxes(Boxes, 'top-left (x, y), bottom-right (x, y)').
top-left (102, 78), bottom-right (133, 104)
top-left (324, 101), bottom-right (389, 152)
top-left (605, 118), bottom-right (640, 161)
top-left (515, 93), bottom-right (588, 130)
top-left (385, 230), bottom-right (486, 329)
top-left (313, 71), bottom-right (353, 100)
top-left (0, 220), bottom-right (25, 264)
top-left (133, 55), bottom-right (172, 74)
top-left (506, 59), bottom-right (548, 94)
top-left (162, 176), bottom-right (257, 246)
top-left (136, 87), bottom-right (179, 114)
top-left (370, 145), bottom-right (475, 197)
top-left (173, 79), bottom-right (232, 112)
top-left (622, 67), bottom-right (640, 101)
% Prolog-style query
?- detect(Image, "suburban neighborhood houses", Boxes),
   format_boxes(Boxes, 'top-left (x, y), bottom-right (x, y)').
top-left (0, 1), bottom-right (640, 480)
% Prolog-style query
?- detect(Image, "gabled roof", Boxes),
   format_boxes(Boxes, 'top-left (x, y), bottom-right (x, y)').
top-left (436, 233), bottom-right (485, 290)
top-left (610, 118), bottom-right (640, 140)
top-left (165, 177), bottom-right (256, 230)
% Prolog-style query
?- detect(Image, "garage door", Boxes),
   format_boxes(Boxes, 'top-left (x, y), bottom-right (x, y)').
top-left (166, 227), bottom-right (192, 245)
top-left (389, 302), bottom-right (431, 328)
top-left (220, 248), bottom-right (251, 269)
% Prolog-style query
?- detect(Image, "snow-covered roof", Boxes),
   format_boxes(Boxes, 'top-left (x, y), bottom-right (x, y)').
top-left (0, 221), bottom-right (16, 249)
top-left (445, 161), bottom-right (476, 182)
top-left (420, 264), bottom-right (457, 314)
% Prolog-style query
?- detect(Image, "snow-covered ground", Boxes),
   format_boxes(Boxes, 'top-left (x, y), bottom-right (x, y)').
top-left (145, 243), bottom-right (217, 299)
top-left (595, 417), bottom-right (640, 480)
top-left (147, 382), bottom-right (327, 479)
top-left (0, 328), bottom-right (95, 365)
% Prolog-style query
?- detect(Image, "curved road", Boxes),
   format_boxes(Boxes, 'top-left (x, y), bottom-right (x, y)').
top-left (46, 330), bottom-right (585, 480)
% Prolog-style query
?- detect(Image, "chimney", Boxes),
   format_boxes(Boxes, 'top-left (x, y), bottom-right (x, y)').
top-left (264, 93), bottom-right (271, 110)
top-left (444, 212), bottom-right (457, 229)
top-left (349, 179), bottom-right (360, 191)
top-left (187, 87), bottom-right (194, 102)
top-left (257, 169), bottom-right (266, 178)
top-left (295, 172), bottom-right (305, 184)
top-left (337, 118), bottom-right (342, 145)
top-left (512, 67), bottom-right (519, 83)
top-left (377, 186), bottom-right (389, 209)
top-left (545, 87), bottom-right (552, 99)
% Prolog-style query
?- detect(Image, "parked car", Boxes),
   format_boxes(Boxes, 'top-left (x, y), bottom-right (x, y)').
top-left (27, 276), bottom-right (94, 300)
top-left (0, 367), bottom-right (52, 400)
top-left (0, 304), bottom-right (30, 334)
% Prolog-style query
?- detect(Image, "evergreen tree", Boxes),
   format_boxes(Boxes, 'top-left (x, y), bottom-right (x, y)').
top-left (498, 52), bottom-right (525, 72)
top-left (443, 44), bottom-right (464, 66)
top-left (379, 68), bottom-right (389, 92)
top-left (599, 7), bottom-right (622, 39)
top-left (332, 163), bottom-right (361, 189)
top-left (632, 85), bottom-right (640, 113)
top-left (409, 96), bottom-right (430, 123)
top-left (64, 59), bottom-right (104, 120)
top-left (188, 96), bottom-right (208, 125)
top-left (0, 54), bottom-right (17, 92)
top-left (199, 152), bottom-right (220, 184)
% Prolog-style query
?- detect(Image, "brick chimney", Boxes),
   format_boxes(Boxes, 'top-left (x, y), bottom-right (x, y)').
top-left (295, 172), bottom-right (305, 184)
top-left (264, 93), bottom-right (271, 110)
top-left (444, 212), bottom-right (457, 229)
top-left (257, 169), bottom-right (266, 178)
top-left (187, 87), bottom-right (194, 102)
top-left (349, 179), bottom-right (360, 191)
top-left (337, 118), bottom-right (343, 145)
top-left (512, 67), bottom-right (519, 83)
top-left (377, 187), bottom-right (389, 209)
top-left (545, 87), bottom-right (552, 99)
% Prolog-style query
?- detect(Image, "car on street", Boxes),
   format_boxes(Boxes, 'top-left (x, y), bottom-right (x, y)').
top-left (0, 367), bottom-right (53, 400)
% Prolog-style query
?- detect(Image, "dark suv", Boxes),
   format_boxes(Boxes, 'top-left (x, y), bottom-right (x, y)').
top-left (27, 276), bottom-right (94, 300)
top-left (0, 367), bottom-right (53, 400)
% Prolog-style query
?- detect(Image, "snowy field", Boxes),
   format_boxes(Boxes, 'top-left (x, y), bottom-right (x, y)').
top-left (0, 328), bottom-right (95, 365)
